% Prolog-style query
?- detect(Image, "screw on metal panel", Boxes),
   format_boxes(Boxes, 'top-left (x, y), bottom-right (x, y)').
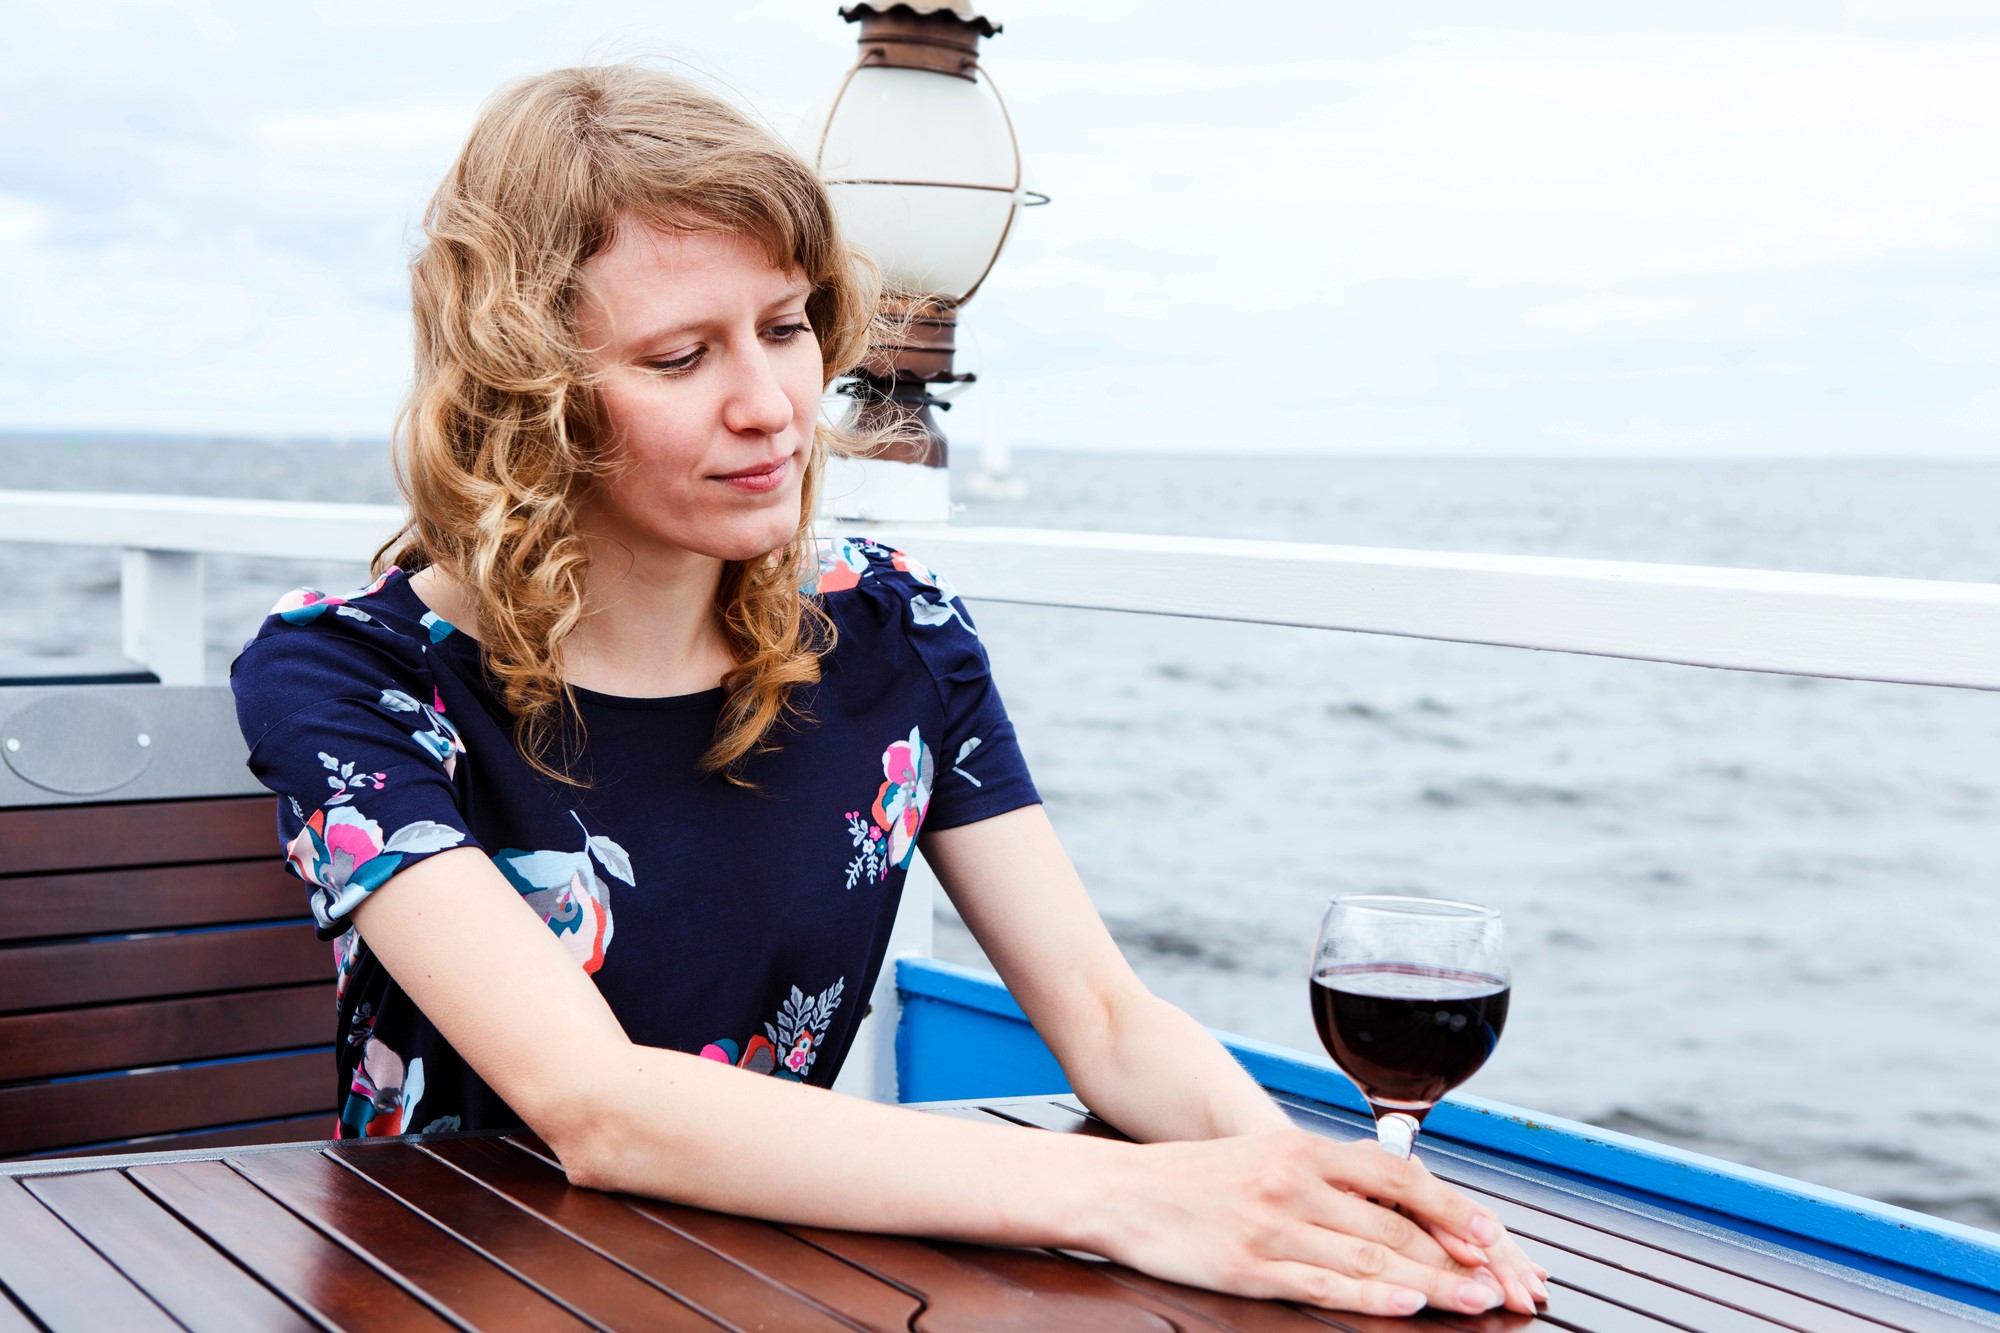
top-left (137, 734), bottom-right (151, 747)
top-left (3, 738), bottom-right (16, 751)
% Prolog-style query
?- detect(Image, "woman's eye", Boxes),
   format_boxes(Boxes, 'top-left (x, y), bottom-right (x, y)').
top-left (647, 348), bottom-right (703, 374)
top-left (765, 322), bottom-right (812, 343)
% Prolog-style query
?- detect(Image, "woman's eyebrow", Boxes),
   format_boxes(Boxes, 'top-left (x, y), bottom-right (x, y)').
top-left (627, 284), bottom-right (814, 349)
top-left (765, 280), bottom-right (812, 311)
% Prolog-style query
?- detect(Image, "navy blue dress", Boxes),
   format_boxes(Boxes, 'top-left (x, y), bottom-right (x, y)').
top-left (230, 537), bottom-right (1039, 1139)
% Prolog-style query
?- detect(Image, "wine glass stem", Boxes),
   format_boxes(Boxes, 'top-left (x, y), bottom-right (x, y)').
top-left (1375, 1112), bottom-right (1420, 1160)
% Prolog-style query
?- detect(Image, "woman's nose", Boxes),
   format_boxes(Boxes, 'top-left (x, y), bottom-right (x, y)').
top-left (721, 345), bottom-right (795, 436)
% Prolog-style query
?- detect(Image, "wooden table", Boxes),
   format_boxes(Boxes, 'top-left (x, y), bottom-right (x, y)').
top-left (0, 1095), bottom-right (1989, 1332)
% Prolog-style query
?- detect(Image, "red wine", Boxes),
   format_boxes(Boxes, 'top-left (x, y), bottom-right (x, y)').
top-left (1311, 964), bottom-right (1509, 1117)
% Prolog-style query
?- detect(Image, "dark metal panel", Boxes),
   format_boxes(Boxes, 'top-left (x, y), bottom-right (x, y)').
top-left (0, 685), bottom-right (262, 810)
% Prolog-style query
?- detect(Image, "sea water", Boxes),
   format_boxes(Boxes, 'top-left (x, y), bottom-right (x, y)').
top-left (4, 437), bottom-right (1997, 1230)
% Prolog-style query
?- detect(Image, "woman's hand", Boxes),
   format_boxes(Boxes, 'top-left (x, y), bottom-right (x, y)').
top-left (1082, 1130), bottom-right (1549, 1318)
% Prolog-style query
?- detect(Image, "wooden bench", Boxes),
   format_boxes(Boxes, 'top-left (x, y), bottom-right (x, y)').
top-left (0, 794), bottom-right (335, 1159)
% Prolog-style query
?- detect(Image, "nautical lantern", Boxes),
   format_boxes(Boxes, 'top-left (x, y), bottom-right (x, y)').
top-left (804, 1), bottom-right (1033, 522)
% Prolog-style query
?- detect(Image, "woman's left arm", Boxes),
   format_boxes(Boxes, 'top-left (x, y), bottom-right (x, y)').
top-left (922, 804), bottom-right (1288, 1142)
top-left (920, 804), bottom-right (1549, 1315)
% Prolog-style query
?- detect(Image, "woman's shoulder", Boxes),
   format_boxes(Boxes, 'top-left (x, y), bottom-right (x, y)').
top-left (811, 534), bottom-right (987, 678)
top-left (232, 568), bottom-right (455, 734)
top-left (811, 535), bottom-right (966, 622)
top-left (243, 568), bottom-right (457, 655)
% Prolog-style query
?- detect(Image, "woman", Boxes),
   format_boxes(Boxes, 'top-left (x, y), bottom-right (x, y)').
top-left (232, 63), bottom-right (1546, 1319)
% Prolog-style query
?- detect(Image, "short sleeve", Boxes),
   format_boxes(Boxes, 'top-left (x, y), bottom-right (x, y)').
top-left (231, 596), bottom-right (479, 939)
top-left (876, 548), bottom-right (1042, 832)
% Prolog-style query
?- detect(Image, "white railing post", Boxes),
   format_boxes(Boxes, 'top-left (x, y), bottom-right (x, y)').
top-left (834, 850), bottom-right (938, 1103)
top-left (120, 548), bottom-right (205, 684)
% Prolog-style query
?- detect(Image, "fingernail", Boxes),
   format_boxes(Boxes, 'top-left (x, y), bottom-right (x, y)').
top-left (1468, 1214), bottom-right (1500, 1245)
top-left (1390, 1288), bottom-right (1425, 1315)
top-left (1460, 1281), bottom-right (1503, 1311)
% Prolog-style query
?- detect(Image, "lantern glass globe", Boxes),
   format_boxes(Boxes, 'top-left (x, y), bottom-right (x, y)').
top-left (811, 64), bottom-right (1020, 300)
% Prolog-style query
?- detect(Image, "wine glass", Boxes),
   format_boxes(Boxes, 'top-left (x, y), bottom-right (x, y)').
top-left (1310, 895), bottom-right (1510, 1159)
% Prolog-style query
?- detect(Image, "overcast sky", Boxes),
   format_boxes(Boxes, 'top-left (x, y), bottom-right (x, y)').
top-left (3, 0), bottom-right (1997, 455)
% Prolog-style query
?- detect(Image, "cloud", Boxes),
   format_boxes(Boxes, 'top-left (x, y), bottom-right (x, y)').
top-left (2, 2), bottom-right (1997, 455)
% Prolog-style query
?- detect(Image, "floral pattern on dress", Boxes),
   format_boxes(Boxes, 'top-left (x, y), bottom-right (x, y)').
top-left (841, 726), bottom-right (935, 889)
top-left (950, 737), bottom-right (984, 787)
top-left (269, 568), bottom-right (398, 626)
top-left (288, 775), bottom-right (467, 931)
top-left (890, 549), bottom-right (977, 635)
top-left (810, 539), bottom-right (976, 636)
top-left (491, 812), bottom-right (633, 974)
top-left (812, 537), bottom-right (872, 594)
top-left (379, 687), bottom-right (465, 779)
top-left (700, 977), bottom-right (846, 1081)
top-left (339, 1032), bottom-right (425, 1139)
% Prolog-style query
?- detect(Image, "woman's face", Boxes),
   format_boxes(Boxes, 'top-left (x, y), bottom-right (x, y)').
top-left (573, 220), bottom-right (823, 567)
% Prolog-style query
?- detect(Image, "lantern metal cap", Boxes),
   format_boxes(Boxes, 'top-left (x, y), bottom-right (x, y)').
top-left (838, 2), bottom-right (1001, 38)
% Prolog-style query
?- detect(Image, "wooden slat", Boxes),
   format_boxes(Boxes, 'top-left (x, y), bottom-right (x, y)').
top-left (130, 1158), bottom-right (457, 1331)
top-left (1505, 1239), bottom-right (1786, 1332)
top-left (1482, 1196), bottom-right (1899, 1333)
top-left (939, 1240), bottom-right (1360, 1332)
top-left (0, 1176), bottom-right (178, 1331)
top-left (23, 1112), bottom-right (332, 1161)
top-left (0, 1048), bottom-right (328, 1157)
top-left (0, 796), bottom-right (277, 876)
top-left (507, 1131), bottom-right (930, 1333)
top-left (793, 1225), bottom-right (1176, 1332)
top-left (975, 1103), bottom-right (1825, 1332)
top-left (1063, 1262), bottom-right (1494, 1333)
top-left (1269, 1097), bottom-right (1968, 1333)
top-left (26, 1167), bottom-right (312, 1332)
top-left (0, 859), bottom-right (302, 942)
top-left (231, 1148), bottom-right (596, 1331)
top-left (623, 1196), bottom-right (932, 1333)
top-left (0, 922), bottom-right (331, 1014)
top-left (331, 1142), bottom-right (721, 1329)
top-left (1029, 1098), bottom-right (1948, 1333)
top-left (0, 1288), bottom-right (36, 1333)
top-left (426, 1136), bottom-right (864, 1332)
top-left (0, 983), bottom-right (329, 1082)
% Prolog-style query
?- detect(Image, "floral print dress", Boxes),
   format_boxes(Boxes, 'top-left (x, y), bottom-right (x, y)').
top-left (231, 539), bottom-right (1038, 1137)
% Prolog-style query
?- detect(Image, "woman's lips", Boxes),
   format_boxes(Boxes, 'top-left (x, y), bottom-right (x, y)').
top-left (714, 456), bottom-right (790, 494)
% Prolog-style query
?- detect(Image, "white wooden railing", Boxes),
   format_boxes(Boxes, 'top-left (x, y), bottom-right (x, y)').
top-left (8, 487), bottom-right (2000, 1100)
top-left (7, 489), bottom-right (2000, 691)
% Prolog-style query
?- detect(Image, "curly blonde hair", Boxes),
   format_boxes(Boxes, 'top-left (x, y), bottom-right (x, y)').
top-left (378, 63), bottom-right (882, 784)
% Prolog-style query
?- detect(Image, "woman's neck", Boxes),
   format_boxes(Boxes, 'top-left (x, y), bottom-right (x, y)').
top-left (408, 542), bottom-right (736, 700)
top-left (563, 541), bottom-right (735, 698)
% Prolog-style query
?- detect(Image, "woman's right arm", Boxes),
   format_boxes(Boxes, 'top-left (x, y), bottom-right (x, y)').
top-left (359, 848), bottom-right (1511, 1318)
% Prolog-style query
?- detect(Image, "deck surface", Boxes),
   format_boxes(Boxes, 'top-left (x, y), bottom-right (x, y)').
top-left (0, 1096), bottom-right (1991, 1332)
